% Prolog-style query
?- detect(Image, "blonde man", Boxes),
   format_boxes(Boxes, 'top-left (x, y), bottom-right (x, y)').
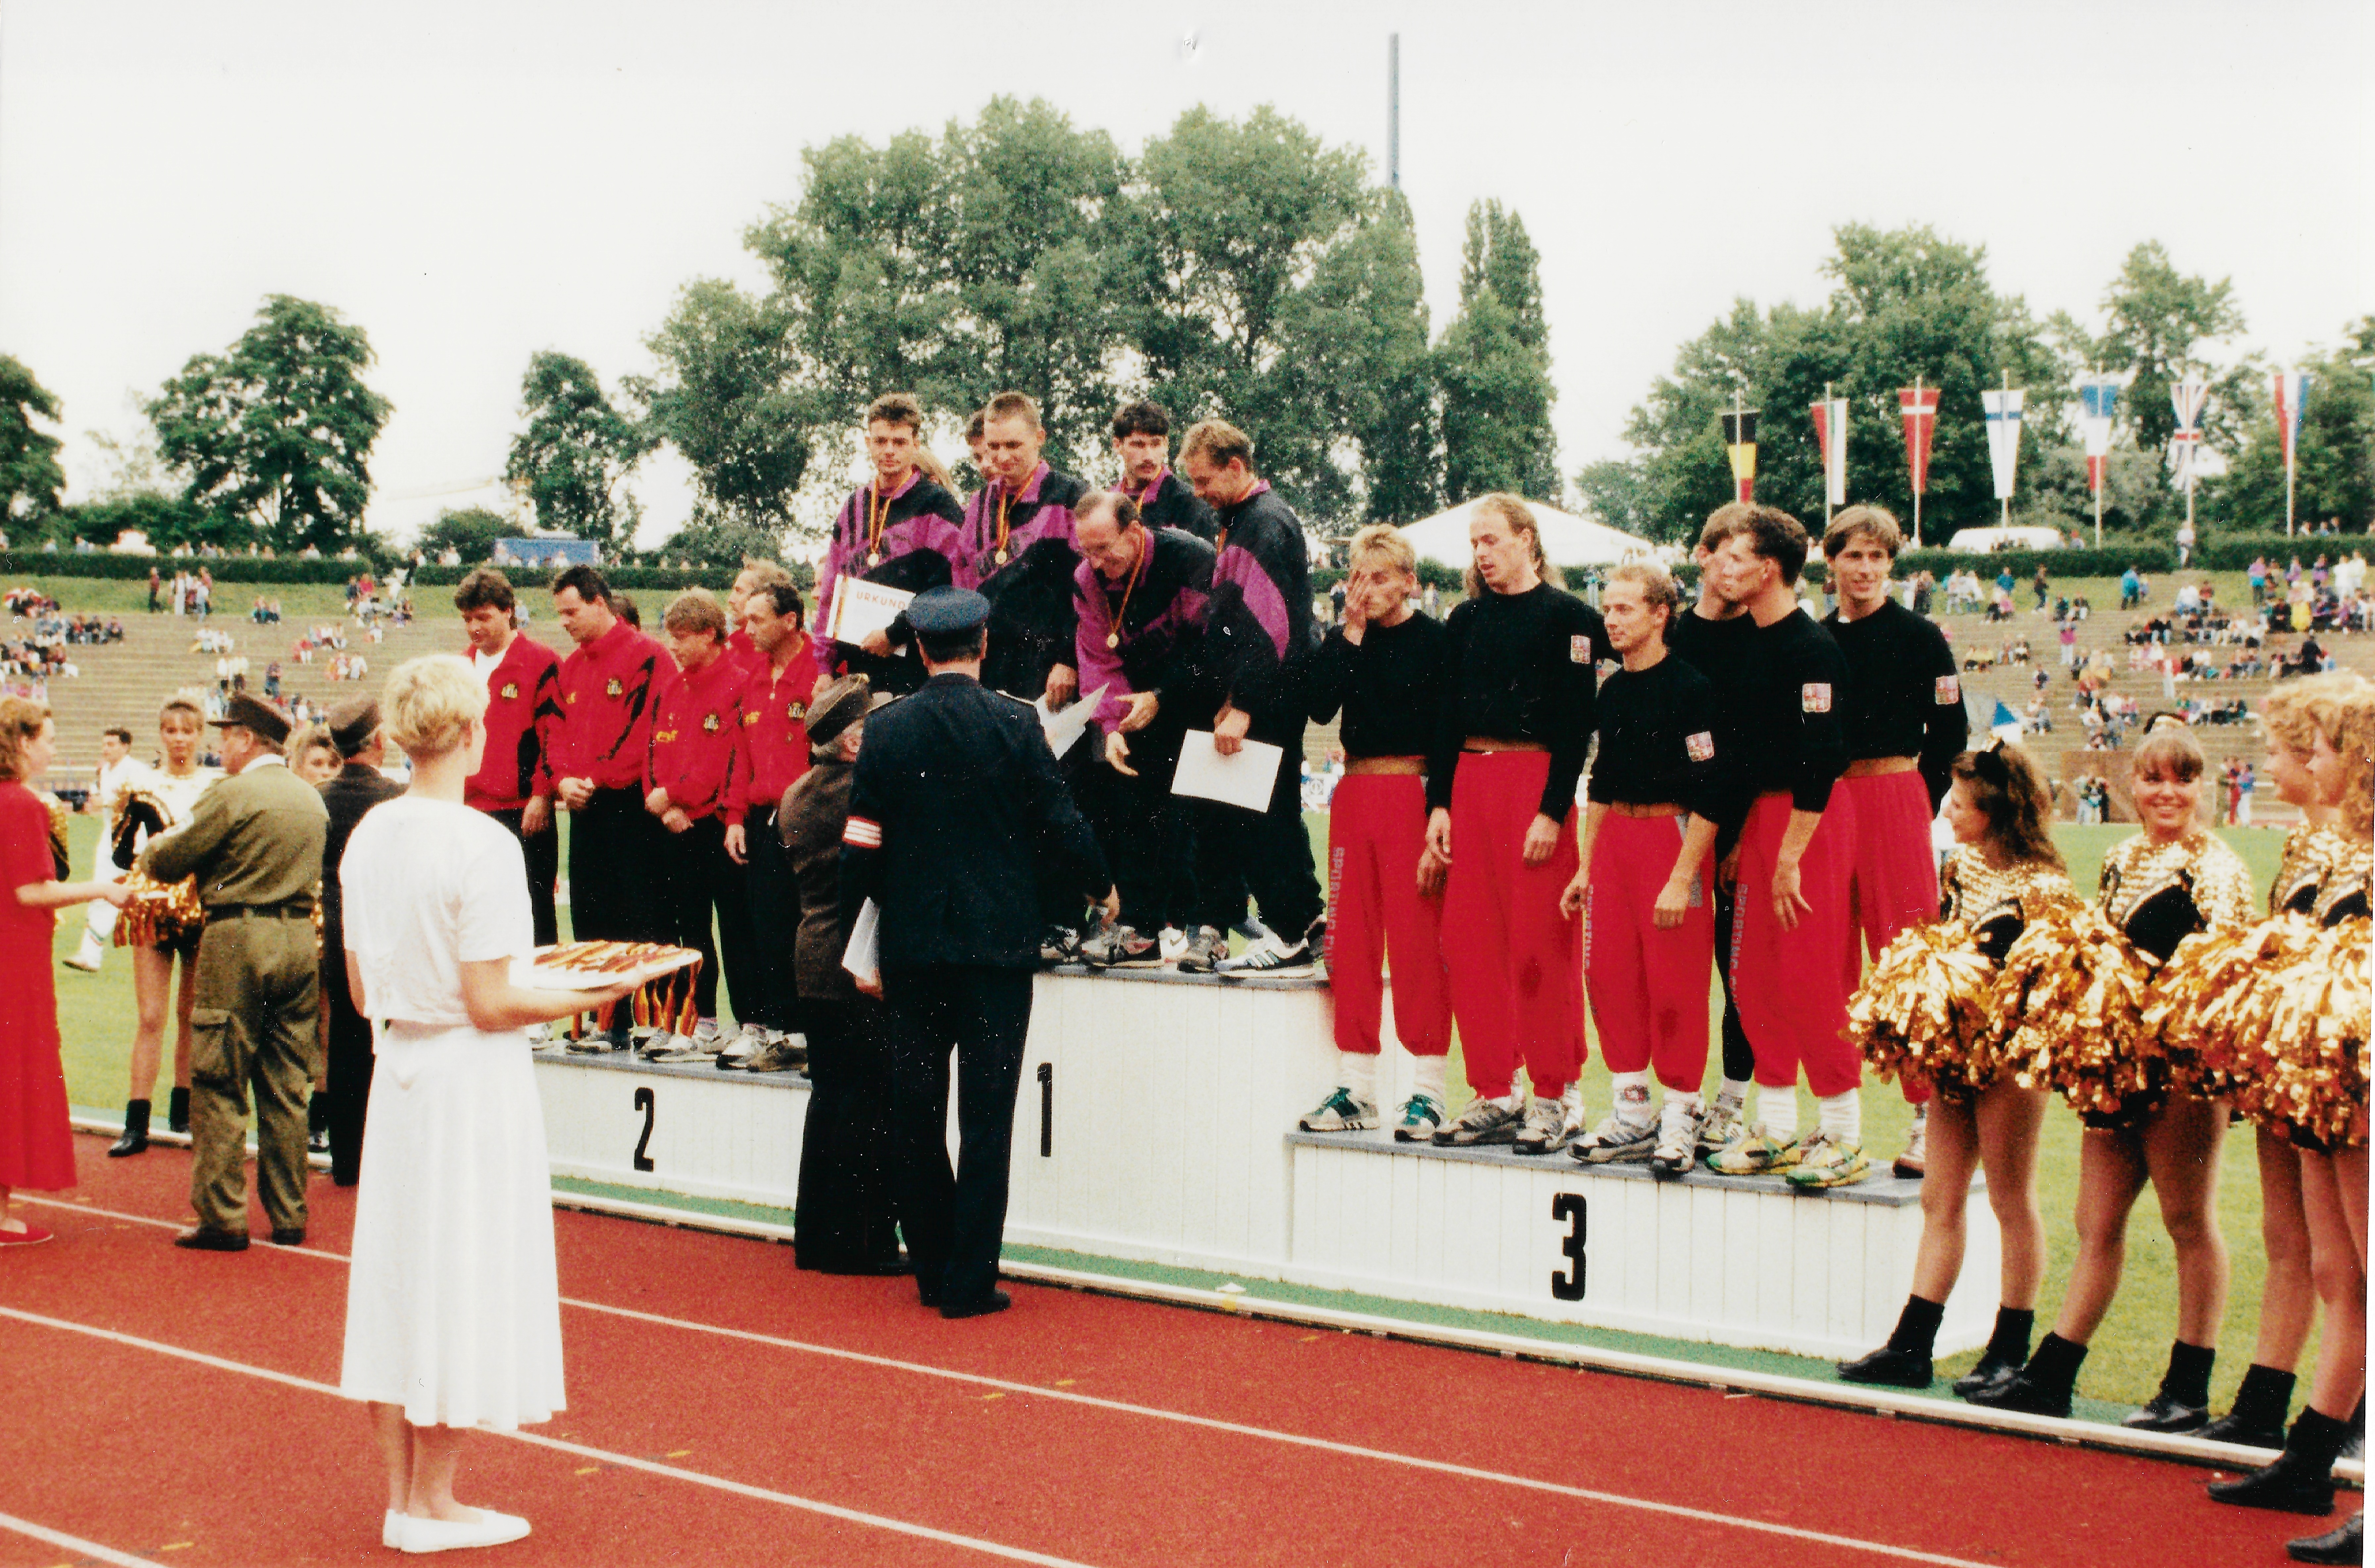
top-left (1295, 526), bottom-right (1454, 1140)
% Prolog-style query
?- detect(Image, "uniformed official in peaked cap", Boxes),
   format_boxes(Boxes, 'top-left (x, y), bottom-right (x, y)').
top-left (838, 584), bottom-right (1117, 1318)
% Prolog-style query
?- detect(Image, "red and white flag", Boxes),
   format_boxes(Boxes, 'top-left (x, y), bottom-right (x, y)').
top-left (1810, 396), bottom-right (1848, 507)
top-left (2275, 369), bottom-right (2310, 469)
top-left (1899, 386), bottom-right (1941, 496)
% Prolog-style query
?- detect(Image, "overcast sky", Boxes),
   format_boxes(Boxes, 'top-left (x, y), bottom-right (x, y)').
top-left (1, 0), bottom-right (2366, 545)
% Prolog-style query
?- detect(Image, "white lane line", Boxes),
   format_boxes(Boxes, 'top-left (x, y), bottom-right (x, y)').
top-left (0, 1306), bottom-right (1098, 1568)
top-left (0, 1508), bottom-right (159, 1566)
top-left (18, 1198), bottom-right (1997, 1567)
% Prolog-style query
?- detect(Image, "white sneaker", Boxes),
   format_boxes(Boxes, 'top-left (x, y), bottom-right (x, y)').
top-left (717, 1025), bottom-right (760, 1062)
top-left (1158, 926), bottom-right (1188, 961)
top-left (1650, 1096), bottom-right (1703, 1176)
top-left (62, 935), bottom-right (103, 973)
top-left (1513, 1094), bottom-right (1573, 1155)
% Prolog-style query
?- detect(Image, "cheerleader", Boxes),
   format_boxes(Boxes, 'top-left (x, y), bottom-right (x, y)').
top-left (2199, 674), bottom-right (2364, 1452)
top-left (1837, 742), bottom-right (2072, 1391)
top-left (2206, 679), bottom-right (2371, 1560)
top-left (1973, 722), bottom-right (2253, 1427)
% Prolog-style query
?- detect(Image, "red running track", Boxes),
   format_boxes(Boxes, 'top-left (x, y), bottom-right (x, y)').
top-left (0, 1133), bottom-right (2340, 1567)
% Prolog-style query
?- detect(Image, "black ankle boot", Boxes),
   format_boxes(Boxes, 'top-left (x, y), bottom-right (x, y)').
top-left (1837, 1344), bottom-right (1933, 1388)
top-left (2201, 1364), bottom-right (2298, 1451)
top-left (2127, 1340), bottom-right (2215, 1431)
top-left (1951, 1350), bottom-right (2023, 1399)
top-left (1967, 1333), bottom-right (2084, 1418)
top-left (167, 1086), bottom-right (190, 1135)
top-left (2287, 1511), bottom-right (2362, 1565)
top-left (1954, 1305), bottom-right (2037, 1397)
top-left (307, 1092), bottom-right (330, 1154)
top-left (108, 1099), bottom-right (151, 1157)
top-left (2208, 1406), bottom-right (2349, 1515)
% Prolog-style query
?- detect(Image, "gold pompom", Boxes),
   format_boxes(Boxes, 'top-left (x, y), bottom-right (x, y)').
top-left (1849, 920), bottom-right (2000, 1093)
top-left (1986, 902), bottom-right (2158, 1117)
top-left (111, 870), bottom-right (203, 949)
top-left (2167, 915), bottom-right (2372, 1148)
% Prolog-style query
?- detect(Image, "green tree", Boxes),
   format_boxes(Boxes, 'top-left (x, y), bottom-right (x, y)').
top-left (2073, 240), bottom-right (2251, 462)
top-left (2207, 322), bottom-right (2375, 533)
top-left (1438, 202), bottom-right (1558, 503)
top-left (504, 352), bottom-right (653, 555)
top-left (647, 518), bottom-right (790, 572)
top-left (632, 280), bottom-right (809, 537)
top-left (1292, 190), bottom-right (1440, 526)
top-left (146, 295), bottom-right (392, 552)
top-left (0, 355), bottom-right (66, 527)
top-left (415, 506), bottom-right (513, 564)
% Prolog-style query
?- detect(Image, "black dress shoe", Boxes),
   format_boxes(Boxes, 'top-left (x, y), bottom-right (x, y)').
top-left (108, 1100), bottom-right (150, 1157)
top-left (2200, 1404), bottom-right (2290, 1451)
top-left (940, 1289), bottom-right (1012, 1320)
top-left (2124, 1390), bottom-right (2210, 1432)
top-left (1964, 1371), bottom-right (2070, 1419)
top-left (2287, 1512), bottom-right (2362, 1564)
top-left (1952, 1352), bottom-right (2022, 1399)
top-left (270, 1228), bottom-right (306, 1246)
top-left (173, 1227), bottom-right (249, 1252)
top-left (1836, 1345), bottom-right (1933, 1388)
top-left (167, 1086), bottom-right (190, 1135)
top-left (2209, 1453), bottom-right (2340, 1515)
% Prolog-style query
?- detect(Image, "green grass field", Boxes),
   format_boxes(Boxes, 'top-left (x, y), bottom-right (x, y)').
top-left (52, 809), bottom-right (2319, 1413)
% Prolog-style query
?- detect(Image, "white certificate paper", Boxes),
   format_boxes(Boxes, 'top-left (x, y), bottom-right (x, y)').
top-left (1033, 684), bottom-right (1108, 761)
top-left (1170, 731), bottom-right (1284, 811)
top-left (826, 579), bottom-right (914, 646)
top-left (841, 898), bottom-right (881, 986)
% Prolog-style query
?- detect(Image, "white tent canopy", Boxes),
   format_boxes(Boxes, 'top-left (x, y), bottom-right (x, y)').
top-left (1397, 497), bottom-right (1658, 571)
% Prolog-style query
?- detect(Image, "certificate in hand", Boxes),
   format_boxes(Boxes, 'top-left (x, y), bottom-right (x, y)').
top-left (826, 579), bottom-right (914, 646)
top-left (1170, 731), bottom-right (1284, 812)
top-left (1033, 684), bottom-right (1108, 761)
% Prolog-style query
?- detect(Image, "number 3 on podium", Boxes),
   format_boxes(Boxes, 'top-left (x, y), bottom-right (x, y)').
top-left (1550, 1193), bottom-right (1585, 1301)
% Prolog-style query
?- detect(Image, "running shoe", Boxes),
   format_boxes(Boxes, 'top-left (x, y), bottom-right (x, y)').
top-left (1784, 1131), bottom-right (1872, 1189)
top-left (1298, 1087), bottom-right (1379, 1133)
top-left (1513, 1094), bottom-right (1573, 1155)
top-left (1649, 1096), bottom-right (1703, 1177)
top-left (1893, 1104), bottom-right (1928, 1179)
top-left (1039, 925), bottom-right (1082, 966)
top-left (741, 1038), bottom-right (807, 1073)
top-left (1175, 925), bottom-right (1227, 975)
top-left (1704, 1124), bottom-right (1801, 1175)
top-left (1391, 1093), bottom-right (1445, 1142)
top-left (1159, 926), bottom-right (1188, 962)
top-left (1082, 923), bottom-right (1162, 968)
top-left (716, 1024), bottom-right (762, 1063)
top-left (1216, 934), bottom-right (1315, 980)
top-left (1571, 1112), bottom-right (1655, 1164)
top-left (1697, 1096), bottom-right (1747, 1156)
top-left (1432, 1094), bottom-right (1524, 1147)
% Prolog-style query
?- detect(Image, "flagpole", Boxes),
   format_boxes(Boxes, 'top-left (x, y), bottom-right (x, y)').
top-left (2284, 376), bottom-right (2298, 538)
top-left (1911, 372), bottom-right (1923, 548)
top-left (1999, 369), bottom-right (2011, 531)
top-left (2091, 367), bottom-right (2103, 550)
top-left (1823, 381), bottom-right (1835, 526)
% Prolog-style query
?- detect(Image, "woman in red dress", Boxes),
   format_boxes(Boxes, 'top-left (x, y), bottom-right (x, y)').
top-left (0, 697), bottom-right (131, 1247)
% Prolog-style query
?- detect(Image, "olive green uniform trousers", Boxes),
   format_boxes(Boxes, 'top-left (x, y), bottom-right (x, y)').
top-left (187, 908), bottom-right (321, 1236)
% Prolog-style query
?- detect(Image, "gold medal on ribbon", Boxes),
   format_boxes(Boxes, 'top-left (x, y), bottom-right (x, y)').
top-left (995, 549), bottom-right (1009, 567)
top-left (867, 551), bottom-right (882, 568)
top-left (1105, 632), bottom-right (1120, 649)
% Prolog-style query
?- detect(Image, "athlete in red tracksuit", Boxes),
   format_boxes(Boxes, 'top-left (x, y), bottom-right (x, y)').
top-left (644, 590), bottom-right (755, 1040)
top-left (1820, 506), bottom-right (1968, 1175)
top-left (1294, 526), bottom-right (1452, 1143)
top-left (1563, 564), bottom-right (1722, 1176)
top-left (729, 581), bottom-right (818, 1046)
top-left (455, 567), bottom-right (565, 947)
top-left (1425, 496), bottom-right (1605, 1156)
top-left (1700, 508), bottom-right (1863, 1187)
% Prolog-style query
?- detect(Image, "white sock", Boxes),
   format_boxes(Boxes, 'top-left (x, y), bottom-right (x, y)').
top-left (1411, 1055), bottom-right (1448, 1103)
top-left (1819, 1089), bottom-right (1861, 1144)
top-left (1662, 1087), bottom-right (1704, 1116)
top-left (1340, 1052), bottom-right (1377, 1104)
top-left (1759, 1087), bottom-right (1800, 1141)
top-left (1610, 1070), bottom-right (1652, 1124)
top-left (1717, 1077), bottom-right (1751, 1111)
top-left (1497, 1089), bottom-right (1527, 1112)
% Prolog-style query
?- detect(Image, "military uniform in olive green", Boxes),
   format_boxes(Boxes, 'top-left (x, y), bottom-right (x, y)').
top-left (142, 748), bottom-right (329, 1243)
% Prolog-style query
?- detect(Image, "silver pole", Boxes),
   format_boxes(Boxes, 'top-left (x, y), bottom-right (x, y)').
top-left (1388, 34), bottom-right (1400, 191)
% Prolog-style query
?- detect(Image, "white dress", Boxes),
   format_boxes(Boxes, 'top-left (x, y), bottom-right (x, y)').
top-left (337, 795), bottom-right (564, 1430)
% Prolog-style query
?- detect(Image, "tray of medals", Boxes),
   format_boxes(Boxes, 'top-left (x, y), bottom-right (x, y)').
top-left (514, 940), bottom-right (704, 1038)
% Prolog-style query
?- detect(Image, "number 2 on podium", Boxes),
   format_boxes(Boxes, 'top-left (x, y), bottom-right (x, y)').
top-left (632, 1087), bottom-right (656, 1173)
top-left (1550, 1193), bottom-right (1585, 1301)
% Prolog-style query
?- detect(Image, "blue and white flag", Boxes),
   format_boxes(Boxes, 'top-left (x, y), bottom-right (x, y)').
top-left (1990, 700), bottom-right (2023, 746)
top-left (1981, 387), bottom-right (2025, 501)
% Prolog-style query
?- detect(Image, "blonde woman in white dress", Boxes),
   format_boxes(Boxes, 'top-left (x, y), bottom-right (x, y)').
top-left (338, 655), bottom-right (649, 1555)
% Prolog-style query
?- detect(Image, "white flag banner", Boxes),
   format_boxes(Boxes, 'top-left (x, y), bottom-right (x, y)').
top-left (1980, 387), bottom-right (2025, 501)
top-left (2168, 378), bottom-right (2210, 487)
top-left (2078, 379), bottom-right (2119, 458)
top-left (1810, 397), bottom-right (1848, 506)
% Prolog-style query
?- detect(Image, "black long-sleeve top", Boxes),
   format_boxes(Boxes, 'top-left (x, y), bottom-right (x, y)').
top-left (1303, 612), bottom-right (1449, 759)
top-left (1732, 608), bottom-right (1850, 816)
top-left (1205, 482), bottom-right (1316, 726)
top-left (1665, 607), bottom-right (1757, 844)
top-left (1823, 599), bottom-right (1969, 810)
top-left (1426, 582), bottom-right (1605, 822)
top-left (1587, 654), bottom-right (1723, 819)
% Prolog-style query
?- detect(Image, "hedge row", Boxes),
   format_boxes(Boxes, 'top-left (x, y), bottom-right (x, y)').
top-left (0, 551), bottom-right (781, 597)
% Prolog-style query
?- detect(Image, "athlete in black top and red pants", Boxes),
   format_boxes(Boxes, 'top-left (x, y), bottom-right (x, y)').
top-left (1425, 496), bottom-right (1605, 1156)
top-left (1563, 562), bottom-right (1723, 1176)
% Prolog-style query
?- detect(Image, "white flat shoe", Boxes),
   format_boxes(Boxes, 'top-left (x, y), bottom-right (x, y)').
top-left (383, 1510), bottom-right (402, 1549)
top-left (395, 1511), bottom-right (531, 1554)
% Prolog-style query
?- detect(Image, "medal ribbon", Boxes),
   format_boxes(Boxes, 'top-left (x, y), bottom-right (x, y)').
top-left (1105, 535), bottom-right (1150, 649)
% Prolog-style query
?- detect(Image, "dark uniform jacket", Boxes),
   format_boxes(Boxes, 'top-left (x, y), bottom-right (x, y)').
top-left (1203, 482), bottom-right (1316, 738)
top-left (1073, 527), bottom-right (1217, 738)
top-left (1126, 469), bottom-right (1218, 542)
top-left (143, 758), bottom-right (328, 908)
top-left (319, 760), bottom-right (403, 992)
top-left (961, 463), bottom-right (1087, 698)
top-left (839, 674), bottom-right (1108, 969)
top-left (781, 752), bottom-right (857, 1002)
top-left (816, 471), bottom-right (968, 695)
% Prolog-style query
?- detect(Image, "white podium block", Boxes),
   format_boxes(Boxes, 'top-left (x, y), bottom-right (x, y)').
top-left (536, 1050), bottom-right (809, 1208)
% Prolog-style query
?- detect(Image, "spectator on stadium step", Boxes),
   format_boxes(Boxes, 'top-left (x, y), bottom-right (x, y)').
top-left (641, 590), bottom-right (760, 1062)
top-left (456, 568), bottom-right (564, 948)
top-left (1112, 400), bottom-right (1219, 543)
top-left (1822, 505), bottom-right (1968, 1180)
top-left (816, 393), bottom-right (967, 697)
top-left (1295, 525), bottom-right (1453, 1143)
top-left (550, 565), bottom-right (667, 1051)
top-left (1072, 491), bottom-right (1215, 968)
top-left (1699, 507), bottom-right (1862, 1188)
top-left (1177, 419), bottom-right (1327, 979)
top-left (1561, 562), bottom-right (1721, 1175)
top-left (1425, 495), bottom-right (1605, 1156)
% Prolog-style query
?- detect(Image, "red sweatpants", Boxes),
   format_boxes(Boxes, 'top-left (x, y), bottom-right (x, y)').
top-left (1837, 770), bottom-right (1941, 1107)
top-left (1728, 789), bottom-right (1861, 1098)
top-left (1442, 752), bottom-right (1582, 1099)
top-left (1326, 773), bottom-right (1451, 1057)
top-left (1584, 813), bottom-right (1714, 1091)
